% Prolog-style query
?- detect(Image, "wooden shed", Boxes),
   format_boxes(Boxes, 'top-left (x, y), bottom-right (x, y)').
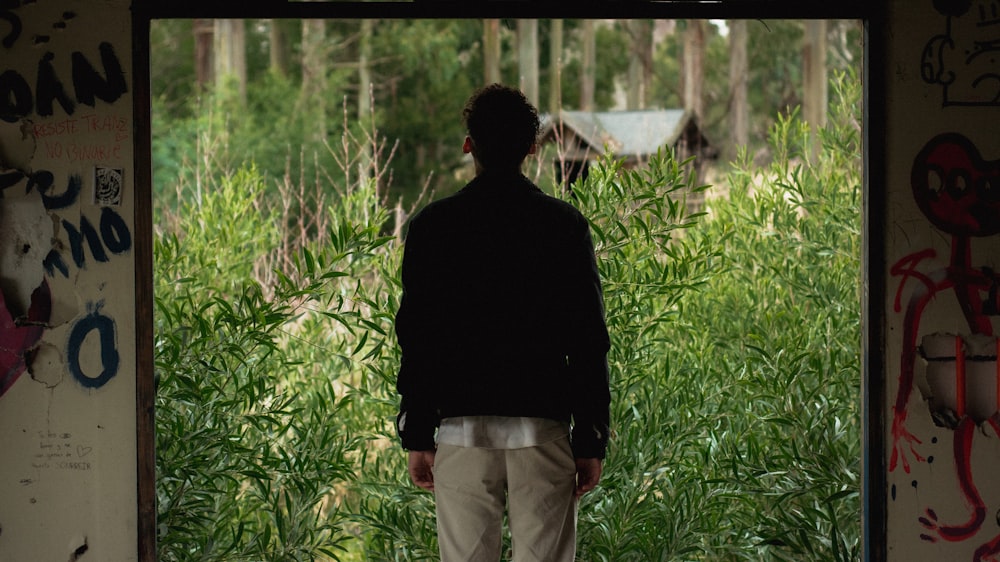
top-left (538, 109), bottom-right (718, 188)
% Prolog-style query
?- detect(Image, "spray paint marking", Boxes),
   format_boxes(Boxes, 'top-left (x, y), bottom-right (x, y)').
top-left (0, 41), bottom-right (127, 122)
top-left (921, 0), bottom-right (1000, 107)
top-left (62, 206), bottom-right (132, 269)
top-left (66, 305), bottom-right (118, 389)
top-left (891, 131), bottom-right (1000, 559)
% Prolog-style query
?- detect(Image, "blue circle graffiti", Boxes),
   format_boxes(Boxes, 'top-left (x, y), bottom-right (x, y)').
top-left (67, 311), bottom-right (119, 389)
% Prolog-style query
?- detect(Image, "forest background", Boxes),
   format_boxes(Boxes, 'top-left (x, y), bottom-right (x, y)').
top-left (151, 17), bottom-right (864, 561)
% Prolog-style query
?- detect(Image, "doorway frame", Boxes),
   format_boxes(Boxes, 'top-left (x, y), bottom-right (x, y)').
top-left (131, 2), bottom-right (885, 560)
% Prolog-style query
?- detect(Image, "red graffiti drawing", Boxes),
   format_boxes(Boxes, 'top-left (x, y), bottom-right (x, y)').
top-left (0, 280), bottom-right (51, 397)
top-left (891, 132), bottom-right (1000, 560)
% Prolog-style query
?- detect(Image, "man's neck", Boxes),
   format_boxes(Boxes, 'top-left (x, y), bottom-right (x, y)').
top-left (477, 166), bottom-right (523, 178)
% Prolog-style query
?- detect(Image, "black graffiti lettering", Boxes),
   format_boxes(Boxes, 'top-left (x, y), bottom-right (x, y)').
top-left (67, 310), bottom-right (118, 389)
top-left (0, 69), bottom-right (32, 123)
top-left (0, 169), bottom-right (25, 194)
top-left (98, 206), bottom-right (130, 253)
top-left (35, 52), bottom-right (75, 117)
top-left (43, 249), bottom-right (69, 279)
top-left (2, 42), bottom-right (127, 121)
top-left (62, 207), bottom-right (132, 269)
top-left (0, 9), bottom-right (21, 48)
top-left (26, 170), bottom-right (54, 197)
top-left (64, 216), bottom-right (107, 267)
top-left (72, 42), bottom-right (126, 108)
top-left (14, 168), bottom-right (132, 276)
top-left (29, 170), bottom-right (82, 210)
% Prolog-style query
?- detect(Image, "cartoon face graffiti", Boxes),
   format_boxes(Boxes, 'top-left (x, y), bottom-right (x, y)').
top-left (893, 131), bottom-right (1000, 559)
top-left (910, 133), bottom-right (1000, 237)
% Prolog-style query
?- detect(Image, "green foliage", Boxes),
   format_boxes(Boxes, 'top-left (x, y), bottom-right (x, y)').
top-left (650, 20), bottom-right (730, 139)
top-left (559, 20), bottom-right (630, 111)
top-left (154, 164), bottom-right (397, 560)
top-left (748, 20), bottom-right (805, 115)
top-left (151, 70), bottom-right (352, 215)
top-left (149, 20), bottom-right (197, 117)
top-left (368, 19), bottom-right (482, 205)
top-left (155, 68), bottom-right (862, 561)
top-left (661, 68), bottom-right (862, 560)
top-left (567, 148), bottom-right (723, 562)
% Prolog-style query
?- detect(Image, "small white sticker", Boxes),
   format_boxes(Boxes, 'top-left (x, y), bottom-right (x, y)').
top-left (93, 166), bottom-right (124, 206)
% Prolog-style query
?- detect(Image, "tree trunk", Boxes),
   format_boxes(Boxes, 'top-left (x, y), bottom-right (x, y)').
top-left (269, 19), bottom-right (290, 78)
top-left (580, 20), bottom-right (596, 111)
top-left (682, 19), bottom-right (705, 120)
top-left (802, 19), bottom-right (828, 155)
top-left (548, 19), bottom-right (563, 115)
top-left (627, 20), bottom-right (652, 110)
top-left (728, 19), bottom-right (749, 156)
top-left (300, 19), bottom-right (328, 142)
top-left (359, 19), bottom-right (374, 189)
top-left (359, 18), bottom-right (373, 123)
top-left (483, 19), bottom-right (501, 85)
top-left (193, 19), bottom-right (214, 93)
top-left (517, 19), bottom-right (539, 106)
top-left (214, 19), bottom-right (247, 105)
top-left (829, 19), bottom-right (859, 69)
top-left (682, 20), bottom-right (706, 213)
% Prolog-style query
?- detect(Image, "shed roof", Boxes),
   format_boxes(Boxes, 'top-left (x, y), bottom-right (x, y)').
top-left (540, 109), bottom-right (704, 157)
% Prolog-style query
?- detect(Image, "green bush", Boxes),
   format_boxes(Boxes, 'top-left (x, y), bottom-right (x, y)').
top-left (154, 71), bottom-right (862, 561)
top-left (657, 69), bottom-right (862, 561)
top-left (154, 163), bottom-right (396, 560)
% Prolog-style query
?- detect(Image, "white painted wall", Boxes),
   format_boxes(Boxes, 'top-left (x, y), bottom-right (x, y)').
top-left (883, 0), bottom-right (1000, 559)
top-left (0, 0), bottom-right (137, 559)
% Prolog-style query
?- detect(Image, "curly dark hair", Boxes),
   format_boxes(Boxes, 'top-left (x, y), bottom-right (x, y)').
top-left (462, 83), bottom-right (540, 171)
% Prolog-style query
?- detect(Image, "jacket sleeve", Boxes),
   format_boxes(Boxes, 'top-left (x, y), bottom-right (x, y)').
top-left (567, 216), bottom-right (612, 459)
top-left (394, 215), bottom-right (440, 451)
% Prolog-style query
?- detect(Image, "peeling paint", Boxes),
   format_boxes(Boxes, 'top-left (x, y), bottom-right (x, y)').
top-left (28, 341), bottom-right (63, 387)
top-left (0, 188), bottom-right (54, 317)
top-left (1, 1), bottom-right (139, 559)
top-left (0, 120), bottom-right (37, 171)
top-left (1, 280), bottom-right (51, 396)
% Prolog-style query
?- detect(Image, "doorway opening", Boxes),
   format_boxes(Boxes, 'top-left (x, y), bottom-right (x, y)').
top-left (137, 5), bottom-right (878, 561)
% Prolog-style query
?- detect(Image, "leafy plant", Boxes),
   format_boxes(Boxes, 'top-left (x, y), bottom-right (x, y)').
top-left (660, 68), bottom-right (862, 561)
top-left (569, 149), bottom-right (723, 561)
top-left (154, 70), bottom-right (862, 561)
top-left (154, 162), bottom-right (396, 561)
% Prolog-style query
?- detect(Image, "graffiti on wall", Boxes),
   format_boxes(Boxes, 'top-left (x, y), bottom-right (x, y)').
top-left (0, 280), bottom-right (50, 396)
top-left (0, 2), bottom-right (129, 399)
top-left (920, 0), bottom-right (1000, 107)
top-left (890, 132), bottom-right (1000, 560)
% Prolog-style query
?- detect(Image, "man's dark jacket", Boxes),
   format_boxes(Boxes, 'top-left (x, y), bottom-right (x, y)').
top-left (394, 171), bottom-right (611, 458)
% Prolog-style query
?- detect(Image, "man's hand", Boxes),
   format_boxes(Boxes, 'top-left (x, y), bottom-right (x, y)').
top-left (408, 450), bottom-right (436, 491)
top-left (575, 457), bottom-right (602, 498)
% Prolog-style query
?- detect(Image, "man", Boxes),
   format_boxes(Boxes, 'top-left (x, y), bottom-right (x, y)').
top-left (394, 83), bottom-right (611, 562)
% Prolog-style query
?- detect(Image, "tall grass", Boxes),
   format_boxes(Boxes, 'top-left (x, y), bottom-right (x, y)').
top-left (154, 71), bottom-right (861, 561)
top-left (650, 69), bottom-right (862, 560)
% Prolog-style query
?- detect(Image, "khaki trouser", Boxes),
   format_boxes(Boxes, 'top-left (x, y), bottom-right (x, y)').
top-left (433, 437), bottom-right (578, 562)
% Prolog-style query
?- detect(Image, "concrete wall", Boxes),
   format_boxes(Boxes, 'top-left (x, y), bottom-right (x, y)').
top-left (883, 0), bottom-right (1000, 559)
top-left (0, 0), bottom-right (137, 559)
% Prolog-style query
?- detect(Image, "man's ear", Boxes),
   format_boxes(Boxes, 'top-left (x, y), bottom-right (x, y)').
top-left (463, 136), bottom-right (473, 154)
top-left (528, 143), bottom-right (537, 155)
